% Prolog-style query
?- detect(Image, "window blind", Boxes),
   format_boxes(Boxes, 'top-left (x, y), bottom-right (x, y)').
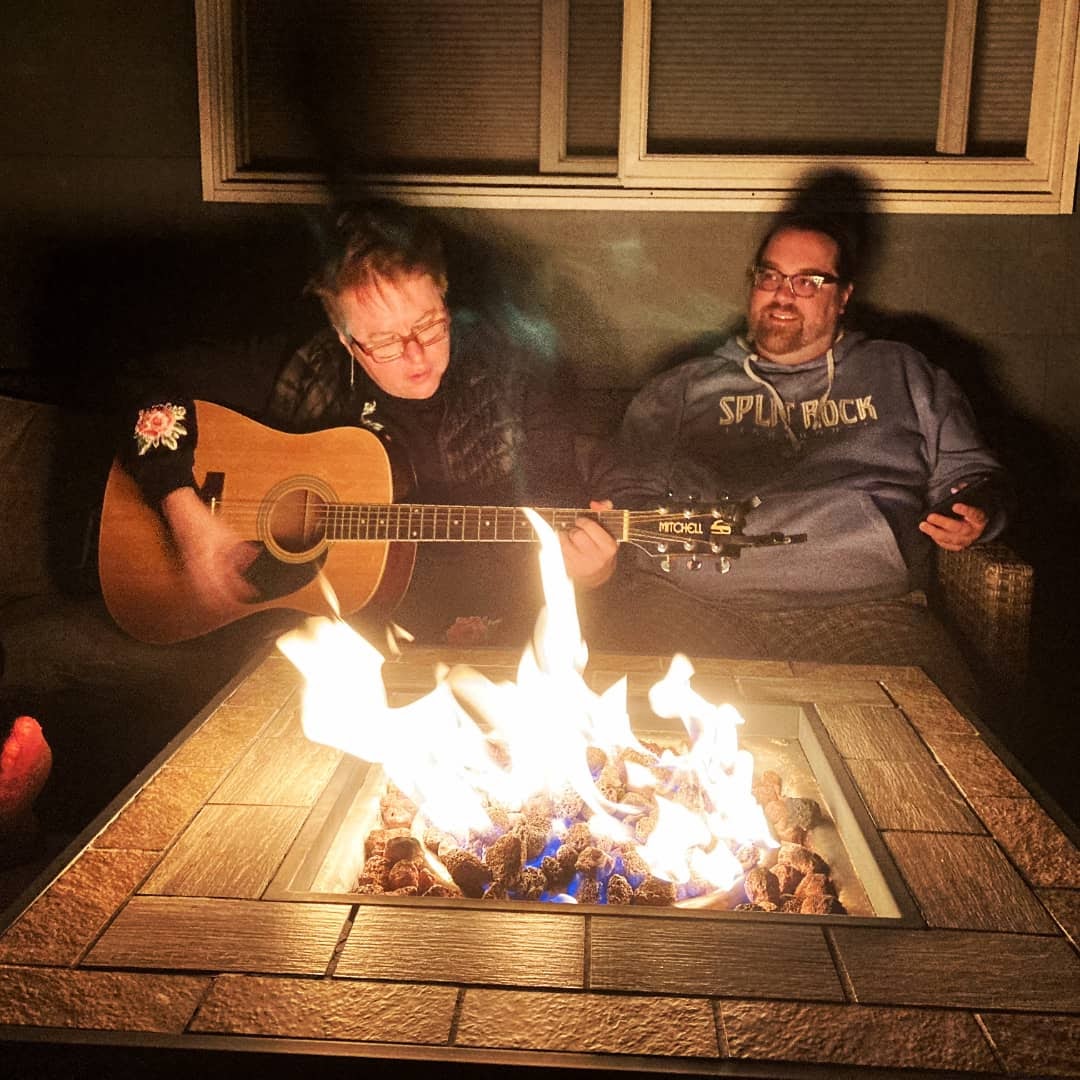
top-left (565, 0), bottom-right (622, 157)
top-left (241, 0), bottom-right (543, 174)
top-left (646, 0), bottom-right (948, 155)
top-left (968, 0), bottom-right (1038, 153)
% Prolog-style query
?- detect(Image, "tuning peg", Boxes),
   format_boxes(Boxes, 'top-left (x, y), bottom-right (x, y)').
top-left (682, 541), bottom-right (695, 552)
top-left (715, 556), bottom-right (732, 574)
top-left (655, 542), bottom-right (668, 554)
top-left (660, 555), bottom-right (672, 573)
top-left (686, 557), bottom-right (702, 571)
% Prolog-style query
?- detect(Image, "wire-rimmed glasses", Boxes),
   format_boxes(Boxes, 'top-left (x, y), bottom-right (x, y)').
top-left (348, 311), bottom-right (450, 364)
top-left (750, 266), bottom-right (840, 298)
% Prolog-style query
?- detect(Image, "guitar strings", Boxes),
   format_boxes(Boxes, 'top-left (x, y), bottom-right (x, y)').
top-left (200, 500), bottom-right (706, 544)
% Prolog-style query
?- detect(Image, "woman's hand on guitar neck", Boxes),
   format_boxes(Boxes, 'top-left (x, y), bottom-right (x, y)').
top-left (161, 487), bottom-right (260, 615)
top-left (559, 499), bottom-right (618, 590)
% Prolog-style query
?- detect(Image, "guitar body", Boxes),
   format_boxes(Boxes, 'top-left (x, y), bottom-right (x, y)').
top-left (99, 401), bottom-right (415, 644)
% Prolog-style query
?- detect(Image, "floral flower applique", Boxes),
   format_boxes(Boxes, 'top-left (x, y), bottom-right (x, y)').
top-left (445, 615), bottom-right (502, 647)
top-left (360, 400), bottom-right (384, 432)
top-left (134, 403), bottom-right (188, 456)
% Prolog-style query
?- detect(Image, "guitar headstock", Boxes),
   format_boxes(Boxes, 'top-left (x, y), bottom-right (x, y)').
top-left (623, 494), bottom-right (805, 573)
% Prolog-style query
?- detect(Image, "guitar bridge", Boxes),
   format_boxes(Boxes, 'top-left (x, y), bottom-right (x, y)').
top-left (201, 471), bottom-right (225, 515)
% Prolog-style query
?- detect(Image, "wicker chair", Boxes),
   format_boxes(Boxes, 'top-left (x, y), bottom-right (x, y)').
top-left (933, 541), bottom-right (1034, 691)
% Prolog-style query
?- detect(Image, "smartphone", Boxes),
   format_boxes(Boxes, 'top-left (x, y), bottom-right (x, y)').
top-left (922, 476), bottom-right (997, 521)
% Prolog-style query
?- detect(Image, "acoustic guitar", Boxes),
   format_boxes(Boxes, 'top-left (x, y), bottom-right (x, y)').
top-left (98, 400), bottom-right (781, 644)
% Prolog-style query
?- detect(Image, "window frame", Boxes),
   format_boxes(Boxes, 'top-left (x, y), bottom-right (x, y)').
top-left (196, 0), bottom-right (1080, 213)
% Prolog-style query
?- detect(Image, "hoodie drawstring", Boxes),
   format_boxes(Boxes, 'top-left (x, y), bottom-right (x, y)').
top-left (742, 347), bottom-right (836, 452)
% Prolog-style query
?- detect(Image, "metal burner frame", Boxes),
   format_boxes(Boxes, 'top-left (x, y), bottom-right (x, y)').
top-left (267, 699), bottom-right (923, 927)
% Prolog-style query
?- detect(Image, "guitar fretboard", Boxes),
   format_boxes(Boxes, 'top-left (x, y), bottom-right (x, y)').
top-left (321, 504), bottom-right (626, 543)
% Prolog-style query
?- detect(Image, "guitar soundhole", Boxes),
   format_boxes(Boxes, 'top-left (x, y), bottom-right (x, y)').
top-left (266, 487), bottom-right (328, 558)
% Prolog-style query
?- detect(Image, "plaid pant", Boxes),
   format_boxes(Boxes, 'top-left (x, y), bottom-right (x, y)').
top-left (583, 575), bottom-right (980, 717)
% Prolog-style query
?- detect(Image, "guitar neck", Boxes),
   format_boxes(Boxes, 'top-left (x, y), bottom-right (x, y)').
top-left (322, 504), bottom-right (627, 544)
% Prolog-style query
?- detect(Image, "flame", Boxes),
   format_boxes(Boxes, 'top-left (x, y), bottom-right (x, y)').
top-left (278, 511), bottom-right (776, 902)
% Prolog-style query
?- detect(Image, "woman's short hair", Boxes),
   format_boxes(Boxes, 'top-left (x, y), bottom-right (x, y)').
top-left (306, 200), bottom-right (448, 326)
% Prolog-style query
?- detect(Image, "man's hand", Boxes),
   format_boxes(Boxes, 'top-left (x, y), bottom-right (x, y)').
top-left (918, 493), bottom-right (987, 552)
top-left (560, 499), bottom-right (619, 589)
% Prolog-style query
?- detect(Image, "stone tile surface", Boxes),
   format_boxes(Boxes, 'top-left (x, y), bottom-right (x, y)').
top-left (884, 831), bottom-right (1056, 932)
top-left (737, 675), bottom-right (891, 705)
top-left (0, 965), bottom-right (208, 1032)
top-left (93, 765), bottom-right (225, 850)
top-left (262, 699), bottom-right (304, 737)
top-left (971, 796), bottom-right (1080, 888)
top-left (456, 988), bottom-right (719, 1058)
top-left (1037, 888), bottom-right (1080, 946)
top-left (691, 657), bottom-right (791, 677)
top-left (85, 896), bottom-right (349, 974)
top-left (816, 703), bottom-right (929, 760)
top-left (589, 917), bottom-right (843, 1001)
top-left (979, 1011), bottom-right (1080, 1078)
top-left (846, 759), bottom-right (983, 832)
top-left (790, 662), bottom-right (925, 686)
top-left (210, 735), bottom-right (341, 806)
top-left (141, 804), bottom-right (308, 898)
top-left (0, 848), bottom-right (157, 965)
top-left (588, 651), bottom-right (667, 674)
top-left (166, 704), bottom-right (276, 768)
top-left (721, 999), bottom-right (997, 1073)
top-left (336, 906), bottom-right (584, 988)
top-left (832, 927), bottom-right (1080, 1011)
top-left (223, 660), bottom-right (298, 708)
top-left (1, 649), bottom-right (1075, 1076)
top-left (191, 973), bottom-right (456, 1043)
top-left (924, 732), bottom-right (1030, 799)
top-left (889, 684), bottom-right (978, 735)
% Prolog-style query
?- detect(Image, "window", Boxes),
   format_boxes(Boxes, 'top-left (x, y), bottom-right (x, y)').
top-left (197, 0), bottom-right (1080, 212)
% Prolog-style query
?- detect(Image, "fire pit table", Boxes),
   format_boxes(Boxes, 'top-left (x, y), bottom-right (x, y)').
top-left (2, 646), bottom-right (1078, 1078)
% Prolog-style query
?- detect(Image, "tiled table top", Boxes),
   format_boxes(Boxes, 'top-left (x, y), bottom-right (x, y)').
top-left (1, 648), bottom-right (1078, 1078)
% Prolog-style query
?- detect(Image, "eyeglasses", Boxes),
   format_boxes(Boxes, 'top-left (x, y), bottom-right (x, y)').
top-left (751, 266), bottom-right (840, 298)
top-left (347, 312), bottom-right (450, 364)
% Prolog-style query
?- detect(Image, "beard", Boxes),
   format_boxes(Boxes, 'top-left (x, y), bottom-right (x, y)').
top-left (750, 305), bottom-right (805, 358)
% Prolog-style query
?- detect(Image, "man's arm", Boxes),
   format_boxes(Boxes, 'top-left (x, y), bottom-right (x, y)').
top-left (917, 364), bottom-right (1012, 552)
top-left (588, 369), bottom-right (694, 509)
top-left (559, 500), bottom-right (618, 589)
top-left (561, 372), bottom-right (697, 589)
top-left (513, 369), bottom-right (619, 588)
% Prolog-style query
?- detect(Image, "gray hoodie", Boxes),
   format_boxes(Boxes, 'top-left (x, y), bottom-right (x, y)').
top-left (604, 331), bottom-right (1009, 609)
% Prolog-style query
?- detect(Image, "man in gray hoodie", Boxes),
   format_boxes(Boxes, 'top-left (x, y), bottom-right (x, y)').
top-left (592, 216), bottom-right (1009, 713)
